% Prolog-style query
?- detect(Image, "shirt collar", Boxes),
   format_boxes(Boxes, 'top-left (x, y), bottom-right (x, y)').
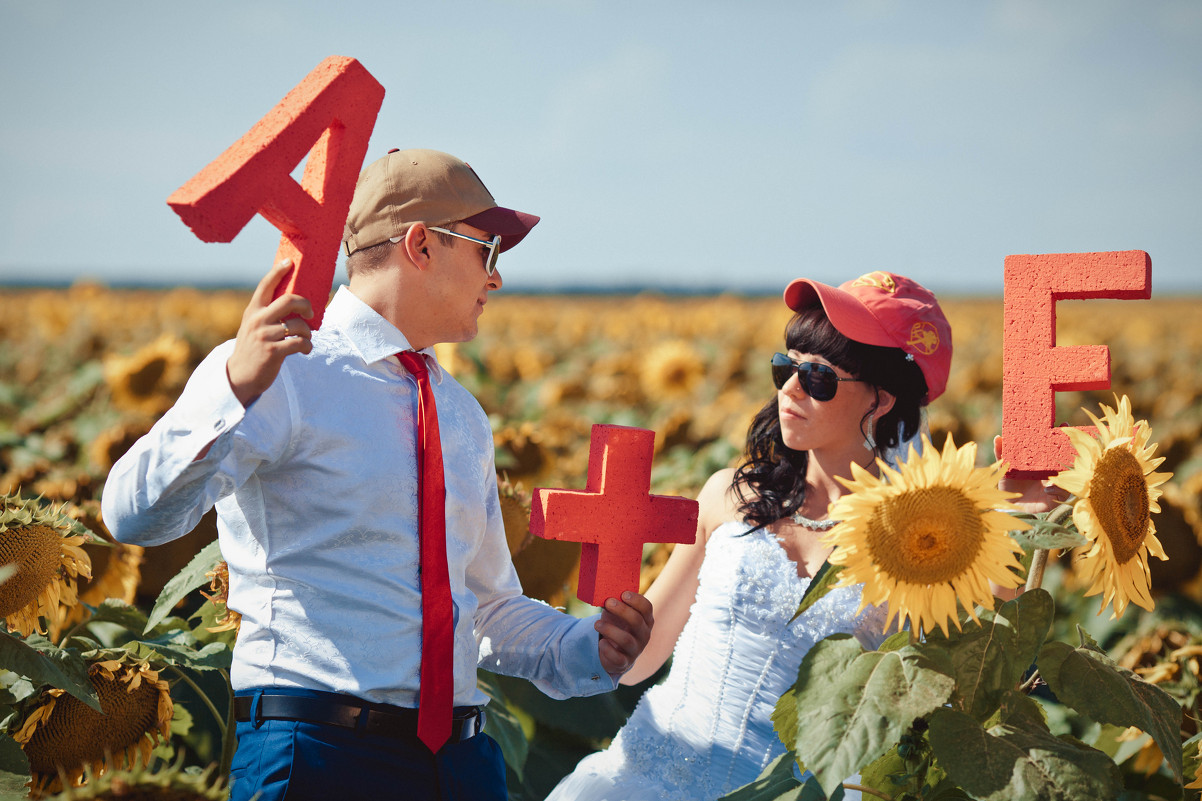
top-left (325, 286), bottom-right (445, 383)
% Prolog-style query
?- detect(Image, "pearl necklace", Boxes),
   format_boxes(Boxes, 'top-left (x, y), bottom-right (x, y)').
top-left (791, 511), bottom-right (840, 531)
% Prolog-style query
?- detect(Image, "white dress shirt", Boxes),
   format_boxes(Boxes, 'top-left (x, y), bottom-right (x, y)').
top-left (102, 286), bottom-right (614, 707)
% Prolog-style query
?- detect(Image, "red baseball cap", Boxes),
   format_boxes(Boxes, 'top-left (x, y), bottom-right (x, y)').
top-left (783, 271), bottom-right (952, 401)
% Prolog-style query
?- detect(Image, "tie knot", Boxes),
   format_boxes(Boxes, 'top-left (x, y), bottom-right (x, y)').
top-left (397, 351), bottom-right (428, 379)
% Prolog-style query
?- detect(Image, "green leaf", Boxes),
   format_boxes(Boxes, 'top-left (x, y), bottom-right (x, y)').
top-left (928, 707), bottom-right (1121, 801)
top-left (477, 670), bottom-right (528, 782)
top-left (0, 631), bottom-right (99, 711)
top-left (790, 561), bottom-right (843, 623)
top-left (145, 538), bottom-right (223, 633)
top-left (717, 752), bottom-right (804, 800)
top-left (1038, 639), bottom-right (1183, 782)
top-left (919, 589), bottom-right (1054, 721)
top-left (83, 598), bottom-right (150, 633)
top-left (1007, 514), bottom-right (1089, 551)
top-left (1183, 731), bottom-right (1202, 790)
top-left (858, 746), bottom-right (907, 797)
top-left (0, 732), bottom-right (30, 799)
top-left (773, 634), bottom-right (955, 798)
top-left (877, 630), bottom-right (911, 652)
top-left (127, 639), bottom-right (232, 672)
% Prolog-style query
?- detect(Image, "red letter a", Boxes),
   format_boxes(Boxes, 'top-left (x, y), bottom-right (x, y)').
top-left (167, 56), bottom-right (385, 329)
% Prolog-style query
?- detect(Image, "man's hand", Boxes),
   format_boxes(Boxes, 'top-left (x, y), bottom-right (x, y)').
top-left (226, 259), bottom-right (315, 407)
top-left (595, 591), bottom-right (654, 676)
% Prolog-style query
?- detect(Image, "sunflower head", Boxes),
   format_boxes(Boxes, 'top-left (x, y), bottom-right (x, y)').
top-left (824, 434), bottom-right (1029, 637)
top-left (639, 340), bottom-right (706, 400)
top-left (43, 759), bottom-right (227, 801)
top-left (1, 493), bottom-right (93, 636)
top-left (1052, 395), bottom-right (1172, 618)
top-left (12, 651), bottom-right (174, 796)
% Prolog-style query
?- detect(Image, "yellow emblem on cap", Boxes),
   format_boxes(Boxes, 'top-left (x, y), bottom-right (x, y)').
top-left (908, 321), bottom-right (940, 355)
top-left (850, 271), bottom-right (897, 293)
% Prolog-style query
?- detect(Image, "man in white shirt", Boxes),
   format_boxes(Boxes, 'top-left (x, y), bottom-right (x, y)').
top-left (102, 149), bottom-right (654, 801)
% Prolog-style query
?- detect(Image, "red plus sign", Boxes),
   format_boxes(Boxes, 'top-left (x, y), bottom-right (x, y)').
top-left (531, 424), bottom-right (698, 606)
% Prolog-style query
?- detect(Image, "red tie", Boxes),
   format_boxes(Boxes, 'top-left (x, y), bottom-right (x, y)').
top-left (397, 351), bottom-right (453, 752)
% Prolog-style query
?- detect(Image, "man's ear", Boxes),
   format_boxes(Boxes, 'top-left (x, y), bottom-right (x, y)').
top-left (402, 223), bottom-right (433, 270)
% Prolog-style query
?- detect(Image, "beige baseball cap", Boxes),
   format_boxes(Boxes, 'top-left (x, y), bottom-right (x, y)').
top-left (342, 148), bottom-right (540, 257)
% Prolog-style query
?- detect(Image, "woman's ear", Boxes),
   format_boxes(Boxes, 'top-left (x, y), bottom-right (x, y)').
top-left (873, 388), bottom-right (897, 419)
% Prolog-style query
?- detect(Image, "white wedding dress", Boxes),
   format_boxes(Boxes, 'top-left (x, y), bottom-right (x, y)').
top-left (545, 520), bottom-right (888, 801)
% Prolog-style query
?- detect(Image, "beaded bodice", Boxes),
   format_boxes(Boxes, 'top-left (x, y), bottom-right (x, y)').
top-left (554, 520), bottom-right (886, 800)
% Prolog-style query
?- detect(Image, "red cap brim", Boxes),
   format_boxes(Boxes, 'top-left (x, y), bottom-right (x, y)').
top-left (462, 207), bottom-right (540, 252)
top-left (783, 278), bottom-right (895, 348)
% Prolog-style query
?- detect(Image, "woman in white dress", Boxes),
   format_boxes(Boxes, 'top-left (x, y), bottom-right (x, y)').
top-left (546, 271), bottom-right (954, 801)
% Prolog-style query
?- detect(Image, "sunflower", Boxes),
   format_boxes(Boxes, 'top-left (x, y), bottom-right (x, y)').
top-left (102, 333), bottom-right (193, 417)
top-left (1051, 395), bottom-right (1172, 617)
top-left (639, 339), bottom-right (706, 401)
top-left (13, 652), bottom-right (174, 796)
top-left (824, 435), bottom-right (1029, 637)
top-left (1, 493), bottom-right (93, 636)
top-left (44, 759), bottom-right (227, 801)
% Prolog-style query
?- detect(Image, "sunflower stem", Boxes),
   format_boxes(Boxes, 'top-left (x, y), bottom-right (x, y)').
top-left (216, 669), bottom-right (237, 782)
top-left (1023, 503), bottom-right (1075, 593)
top-left (843, 783), bottom-right (892, 800)
top-left (1024, 550), bottom-right (1049, 593)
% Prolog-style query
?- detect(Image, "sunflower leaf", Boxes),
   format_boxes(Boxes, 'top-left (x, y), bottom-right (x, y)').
top-left (1006, 516), bottom-right (1088, 551)
top-left (918, 589), bottom-right (1054, 721)
top-left (145, 538), bottom-right (223, 634)
top-left (476, 669), bottom-right (528, 782)
top-left (0, 631), bottom-right (100, 711)
top-left (127, 639), bottom-right (232, 672)
top-left (717, 752), bottom-right (841, 801)
top-left (773, 634), bottom-right (955, 798)
top-left (0, 732), bottom-right (30, 798)
top-left (928, 706), bottom-right (1121, 801)
top-left (84, 598), bottom-right (150, 632)
top-left (1037, 639), bottom-right (1183, 782)
top-left (789, 560), bottom-right (842, 623)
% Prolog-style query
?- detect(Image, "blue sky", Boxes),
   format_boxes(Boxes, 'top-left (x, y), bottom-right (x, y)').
top-left (2, 1), bottom-right (1199, 295)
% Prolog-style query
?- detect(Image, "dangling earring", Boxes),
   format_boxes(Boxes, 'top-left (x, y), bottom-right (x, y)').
top-left (863, 411), bottom-right (877, 451)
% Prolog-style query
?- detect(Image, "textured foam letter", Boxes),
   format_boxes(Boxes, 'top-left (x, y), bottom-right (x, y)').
top-left (531, 425), bottom-right (698, 606)
top-left (1001, 251), bottom-right (1151, 478)
top-left (167, 56), bottom-right (385, 329)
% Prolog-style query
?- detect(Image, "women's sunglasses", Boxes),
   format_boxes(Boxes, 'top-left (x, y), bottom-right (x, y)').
top-left (771, 353), bottom-right (866, 401)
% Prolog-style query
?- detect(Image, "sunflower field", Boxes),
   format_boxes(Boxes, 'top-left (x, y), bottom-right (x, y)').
top-left (2, 282), bottom-right (1202, 800)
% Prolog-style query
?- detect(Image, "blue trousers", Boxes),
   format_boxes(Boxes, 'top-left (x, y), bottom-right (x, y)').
top-left (229, 690), bottom-right (507, 801)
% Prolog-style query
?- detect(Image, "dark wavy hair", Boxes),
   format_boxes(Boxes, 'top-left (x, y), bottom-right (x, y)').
top-left (731, 305), bottom-right (930, 529)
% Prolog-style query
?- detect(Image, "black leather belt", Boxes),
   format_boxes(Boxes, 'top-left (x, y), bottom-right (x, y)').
top-left (233, 692), bottom-right (485, 744)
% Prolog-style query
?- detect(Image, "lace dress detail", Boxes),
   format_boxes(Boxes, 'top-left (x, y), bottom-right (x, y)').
top-left (546, 521), bottom-right (885, 801)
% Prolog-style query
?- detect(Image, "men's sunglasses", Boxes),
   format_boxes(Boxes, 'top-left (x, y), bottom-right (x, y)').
top-left (429, 226), bottom-right (502, 277)
top-left (770, 353), bottom-right (866, 401)
top-left (390, 227), bottom-right (503, 276)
